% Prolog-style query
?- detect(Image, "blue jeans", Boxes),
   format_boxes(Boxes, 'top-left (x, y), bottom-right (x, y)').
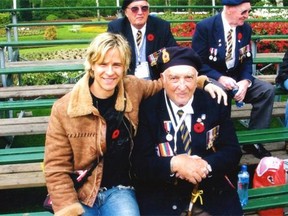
top-left (82, 185), bottom-right (140, 216)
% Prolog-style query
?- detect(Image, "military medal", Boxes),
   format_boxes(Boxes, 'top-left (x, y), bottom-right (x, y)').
top-left (213, 49), bottom-right (217, 62)
top-left (164, 121), bottom-right (173, 141)
top-left (246, 45), bottom-right (251, 57)
top-left (206, 125), bottom-right (220, 150)
top-left (239, 48), bottom-right (245, 63)
top-left (166, 134), bottom-right (173, 141)
top-left (209, 48), bottom-right (213, 60)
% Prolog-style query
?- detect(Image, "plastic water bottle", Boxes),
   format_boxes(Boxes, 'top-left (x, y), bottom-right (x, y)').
top-left (232, 87), bottom-right (244, 108)
top-left (237, 164), bottom-right (249, 207)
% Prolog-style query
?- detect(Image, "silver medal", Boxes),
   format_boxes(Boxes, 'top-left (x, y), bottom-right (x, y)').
top-left (166, 134), bottom-right (173, 141)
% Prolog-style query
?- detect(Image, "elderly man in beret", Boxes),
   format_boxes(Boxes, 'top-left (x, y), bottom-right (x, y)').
top-left (192, 0), bottom-right (275, 159)
top-left (132, 46), bottom-right (243, 215)
top-left (107, 0), bottom-right (178, 80)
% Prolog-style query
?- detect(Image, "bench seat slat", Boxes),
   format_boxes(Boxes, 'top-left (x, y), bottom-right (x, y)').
top-left (243, 193), bottom-right (288, 212)
top-left (237, 127), bottom-right (288, 136)
top-left (237, 127), bottom-right (288, 145)
top-left (231, 101), bottom-right (286, 119)
top-left (237, 132), bottom-right (288, 144)
top-left (0, 146), bottom-right (44, 156)
top-left (0, 117), bottom-right (49, 136)
top-left (0, 162), bottom-right (43, 174)
top-left (248, 184), bottom-right (288, 198)
top-left (0, 64), bottom-right (84, 74)
top-left (0, 152), bottom-right (44, 165)
top-left (0, 98), bottom-right (56, 110)
top-left (243, 185), bottom-right (288, 212)
top-left (252, 57), bottom-right (283, 64)
top-left (0, 116), bottom-right (49, 126)
top-left (0, 171), bottom-right (45, 189)
top-left (0, 84), bottom-right (74, 98)
top-left (0, 162), bottom-right (45, 190)
top-left (0, 123), bottom-right (48, 136)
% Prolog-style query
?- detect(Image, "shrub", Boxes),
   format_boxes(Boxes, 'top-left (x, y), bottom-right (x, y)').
top-left (44, 26), bottom-right (57, 40)
top-left (0, 13), bottom-right (10, 28)
top-left (46, 14), bottom-right (58, 21)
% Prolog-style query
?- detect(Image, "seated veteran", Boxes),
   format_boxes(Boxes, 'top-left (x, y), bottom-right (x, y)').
top-left (132, 46), bottom-right (243, 216)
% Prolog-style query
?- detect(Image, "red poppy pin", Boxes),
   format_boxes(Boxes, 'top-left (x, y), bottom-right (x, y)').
top-left (147, 33), bottom-right (155, 41)
top-left (237, 33), bottom-right (243, 42)
top-left (194, 123), bottom-right (205, 133)
top-left (193, 115), bottom-right (206, 133)
top-left (112, 129), bottom-right (120, 139)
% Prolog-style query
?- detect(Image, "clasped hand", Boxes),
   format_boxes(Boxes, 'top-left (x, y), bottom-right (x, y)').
top-left (171, 154), bottom-right (211, 184)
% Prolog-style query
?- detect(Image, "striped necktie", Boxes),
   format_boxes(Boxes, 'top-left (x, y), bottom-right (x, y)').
top-left (225, 29), bottom-right (233, 61)
top-left (177, 110), bottom-right (191, 154)
top-left (136, 30), bottom-right (142, 47)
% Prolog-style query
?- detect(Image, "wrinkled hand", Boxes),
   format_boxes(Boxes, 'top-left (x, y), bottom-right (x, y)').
top-left (171, 154), bottom-right (211, 184)
top-left (233, 80), bottom-right (249, 102)
top-left (218, 76), bottom-right (237, 90)
top-left (204, 83), bottom-right (228, 106)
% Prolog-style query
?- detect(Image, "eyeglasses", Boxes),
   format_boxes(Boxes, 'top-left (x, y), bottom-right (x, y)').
top-left (127, 5), bottom-right (149, 13)
top-left (240, 9), bottom-right (252, 15)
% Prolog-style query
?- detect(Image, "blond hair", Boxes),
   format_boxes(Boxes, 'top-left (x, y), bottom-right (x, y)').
top-left (84, 32), bottom-right (131, 77)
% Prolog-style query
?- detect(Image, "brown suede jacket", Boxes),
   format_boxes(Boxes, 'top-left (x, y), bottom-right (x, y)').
top-left (44, 72), bottom-right (207, 216)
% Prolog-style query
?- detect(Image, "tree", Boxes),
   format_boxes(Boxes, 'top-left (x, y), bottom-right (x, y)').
top-left (18, 0), bottom-right (33, 21)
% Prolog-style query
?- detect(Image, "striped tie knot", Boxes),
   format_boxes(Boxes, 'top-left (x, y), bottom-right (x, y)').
top-left (177, 110), bottom-right (191, 154)
top-left (136, 30), bottom-right (142, 47)
top-left (177, 109), bottom-right (184, 117)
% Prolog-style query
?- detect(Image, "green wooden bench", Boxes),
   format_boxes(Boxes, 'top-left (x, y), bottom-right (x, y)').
top-left (0, 146), bottom-right (44, 165)
top-left (237, 127), bottom-right (288, 146)
top-left (0, 64), bottom-right (84, 75)
top-left (0, 98), bottom-right (56, 111)
top-left (243, 184), bottom-right (288, 213)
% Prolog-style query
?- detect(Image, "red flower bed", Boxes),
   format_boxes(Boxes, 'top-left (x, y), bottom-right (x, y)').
top-left (250, 22), bottom-right (288, 53)
top-left (171, 19), bottom-right (288, 53)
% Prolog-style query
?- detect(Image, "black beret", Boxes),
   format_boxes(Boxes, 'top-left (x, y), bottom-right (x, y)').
top-left (155, 46), bottom-right (202, 73)
top-left (122, 0), bottom-right (148, 10)
top-left (222, 0), bottom-right (250, 5)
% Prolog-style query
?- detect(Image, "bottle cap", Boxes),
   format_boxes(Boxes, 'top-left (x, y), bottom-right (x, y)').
top-left (241, 164), bottom-right (247, 171)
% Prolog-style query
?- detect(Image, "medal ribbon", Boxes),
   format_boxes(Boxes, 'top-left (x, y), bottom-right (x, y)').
top-left (164, 91), bottom-right (187, 153)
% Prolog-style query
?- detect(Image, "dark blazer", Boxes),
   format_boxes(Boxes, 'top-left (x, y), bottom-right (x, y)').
top-left (132, 89), bottom-right (243, 215)
top-left (192, 13), bottom-right (254, 84)
top-left (107, 15), bottom-right (177, 79)
top-left (276, 50), bottom-right (288, 89)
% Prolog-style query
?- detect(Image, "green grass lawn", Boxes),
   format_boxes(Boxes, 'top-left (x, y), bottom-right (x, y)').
top-left (0, 24), bottom-right (107, 52)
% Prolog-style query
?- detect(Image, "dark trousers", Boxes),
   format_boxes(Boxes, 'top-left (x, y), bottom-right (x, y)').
top-left (136, 184), bottom-right (243, 216)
